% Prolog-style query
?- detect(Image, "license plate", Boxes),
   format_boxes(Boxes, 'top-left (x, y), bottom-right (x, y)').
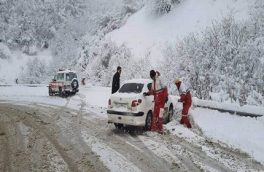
top-left (116, 103), bottom-right (127, 108)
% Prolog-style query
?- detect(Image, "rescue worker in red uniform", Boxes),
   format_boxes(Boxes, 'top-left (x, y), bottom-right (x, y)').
top-left (175, 79), bottom-right (192, 128)
top-left (144, 70), bottom-right (168, 132)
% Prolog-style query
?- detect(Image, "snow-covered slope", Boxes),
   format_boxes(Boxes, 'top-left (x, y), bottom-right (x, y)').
top-left (107, 0), bottom-right (253, 65)
top-left (0, 46), bottom-right (52, 84)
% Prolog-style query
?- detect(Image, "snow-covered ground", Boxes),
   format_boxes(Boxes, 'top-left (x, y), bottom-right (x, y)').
top-left (107, 0), bottom-right (254, 64)
top-left (192, 108), bottom-right (264, 165)
top-left (0, 85), bottom-right (264, 166)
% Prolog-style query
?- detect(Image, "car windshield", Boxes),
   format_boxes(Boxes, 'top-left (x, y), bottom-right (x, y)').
top-left (66, 73), bottom-right (77, 81)
top-left (56, 73), bottom-right (64, 81)
top-left (119, 83), bottom-right (144, 94)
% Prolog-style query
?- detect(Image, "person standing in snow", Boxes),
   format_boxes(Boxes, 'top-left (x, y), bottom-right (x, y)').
top-left (144, 70), bottom-right (168, 132)
top-left (112, 66), bottom-right (122, 94)
top-left (175, 79), bottom-right (192, 128)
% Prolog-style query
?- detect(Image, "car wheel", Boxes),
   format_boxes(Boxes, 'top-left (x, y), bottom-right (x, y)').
top-left (114, 123), bottom-right (123, 129)
top-left (59, 87), bottom-right (67, 97)
top-left (168, 105), bottom-right (174, 123)
top-left (48, 86), bottom-right (53, 96)
top-left (145, 111), bottom-right (152, 131)
top-left (64, 91), bottom-right (69, 97)
top-left (59, 87), bottom-right (62, 96)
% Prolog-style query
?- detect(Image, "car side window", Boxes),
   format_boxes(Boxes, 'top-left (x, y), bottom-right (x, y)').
top-left (67, 73), bottom-right (77, 81)
top-left (66, 74), bottom-right (70, 81)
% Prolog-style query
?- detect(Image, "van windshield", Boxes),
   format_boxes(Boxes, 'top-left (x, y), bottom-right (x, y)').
top-left (56, 73), bottom-right (64, 81)
top-left (119, 83), bottom-right (144, 94)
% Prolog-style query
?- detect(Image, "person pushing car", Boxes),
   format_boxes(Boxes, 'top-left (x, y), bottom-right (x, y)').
top-left (144, 70), bottom-right (168, 133)
top-left (175, 79), bottom-right (192, 128)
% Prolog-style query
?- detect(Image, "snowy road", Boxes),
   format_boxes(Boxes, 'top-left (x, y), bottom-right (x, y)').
top-left (0, 85), bottom-right (264, 172)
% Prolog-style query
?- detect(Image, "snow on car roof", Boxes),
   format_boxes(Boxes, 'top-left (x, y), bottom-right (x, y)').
top-left (57, 69), bottom-right (76, 74)
top-left (124, 79), bottom-right (152, 84)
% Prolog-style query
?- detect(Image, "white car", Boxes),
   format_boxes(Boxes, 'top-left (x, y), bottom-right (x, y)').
top-left (107, 79), bottom-right (175, 130)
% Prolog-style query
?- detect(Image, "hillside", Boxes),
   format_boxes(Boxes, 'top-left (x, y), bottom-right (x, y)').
top-left (108, 0), bottom-right (254, 64)
top-left (105, 0), bottom-right (263, 106)
top-left (0, 0), bottom-right (263, 106)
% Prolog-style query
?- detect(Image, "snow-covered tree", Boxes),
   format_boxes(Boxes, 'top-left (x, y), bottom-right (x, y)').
top-left (82, 39), bottom-right (153, 86)
top-left (20, 58), bottom-right (48, 84)
top-left (0, 0), bottom-right (86, 53)
top-left (250, 0), bottom-right (264, 37)
top-left (146, 0), bottom-right (182, 16)
top-left (148, 0), bottom-right (172, 15)
top-left (161, 13), bottom-right (264, 106)
top-left (0, 43), bottom-right (11, 60)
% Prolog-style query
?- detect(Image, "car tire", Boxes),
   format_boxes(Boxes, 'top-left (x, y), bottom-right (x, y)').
top-left (59, 87), bottom-right (67, 97)
top-left (48, 86), bottom-right (53, 96)
top-left (59, 87), bottom-right (62, 96)
top-left (167, 105), bottom-right (174, 123)
top-left (64, 91), bottom-right (69, 97)
top-left (114, 123), bottom-right (123, 129)
top-left (145, 111), bottom-right (152, 131)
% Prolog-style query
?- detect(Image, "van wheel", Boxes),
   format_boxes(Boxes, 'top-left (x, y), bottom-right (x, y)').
top-left (168, 105), bottom-right (174, 123)
top-left (114, 123), bottom-right (123, 129)
top-left (145, 111), bottom-right (152, 131)
top-left (48, 86), bottom-right (53, 96)
top-left (59, 87), bottom-right (67, 97)
top-left (59, 87), bottom-right (62, 95)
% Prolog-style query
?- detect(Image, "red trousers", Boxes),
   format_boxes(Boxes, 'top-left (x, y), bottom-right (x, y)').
top-left (180, 92), bottom-right (192, 128)
top-left (152, 88), bottom-right (168, 132)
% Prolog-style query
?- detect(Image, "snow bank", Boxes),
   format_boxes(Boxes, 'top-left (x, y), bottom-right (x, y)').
top-left (107, 0), bottom-right (253, 64)
top-left (192, 108), bottom-right (264, 165)
top-left (80, 86), bottom-right (111, 108)
top-left (193, 98), bottom-right (264, 117)
top-left (0, 85), bottom-right (66, 107)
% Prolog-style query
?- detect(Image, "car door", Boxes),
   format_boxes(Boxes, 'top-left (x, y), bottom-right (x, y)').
top-left (143, 82), bottom-right (154, 112)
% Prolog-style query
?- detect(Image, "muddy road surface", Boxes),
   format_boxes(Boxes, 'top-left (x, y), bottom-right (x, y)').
top-left (0, 103), bottom-right (263, 172)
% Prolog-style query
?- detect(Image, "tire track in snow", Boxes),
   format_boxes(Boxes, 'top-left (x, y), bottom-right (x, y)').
top-left (80, 119), bottom-right (182, 172)
top-left (137, 133), bottom-right (201, 172)
top-left (0, 119), bottom-right (11, 172)
top-left (82, 131), bottom-right (141, 172)
top-left (72, 95), bottom-right (173, 172)
top-left (0, 104), bottom-right (109, 172)
top-left (0, 114), bottom-right (32, 172)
